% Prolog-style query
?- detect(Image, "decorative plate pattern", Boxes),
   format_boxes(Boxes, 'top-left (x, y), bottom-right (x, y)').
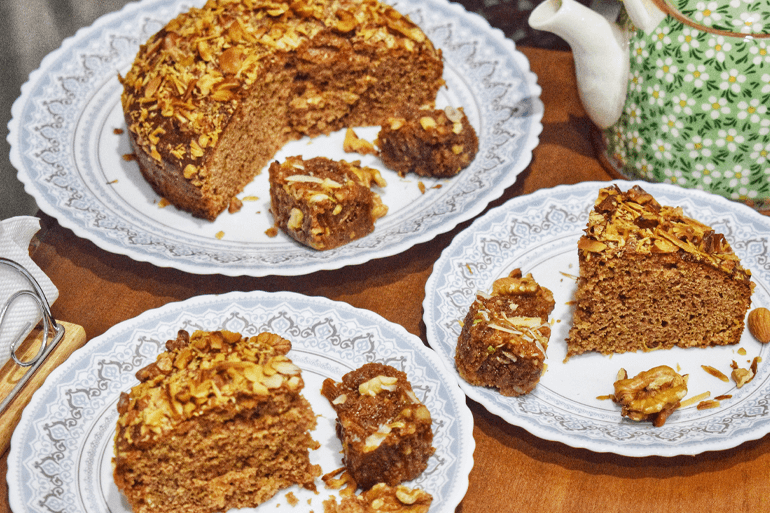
top-left (7, 291), bottom-right (474, 512)
top-left (8, 0), bottom-right (542, 276)
top-left (424, 180), bottom-right (770, 457)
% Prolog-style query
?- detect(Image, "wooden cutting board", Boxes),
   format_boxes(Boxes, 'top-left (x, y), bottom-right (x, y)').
top-left (0, 321), bottom-right (86, 455)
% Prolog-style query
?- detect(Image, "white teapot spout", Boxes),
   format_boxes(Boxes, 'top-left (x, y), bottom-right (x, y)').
top-left (529, 0), bottom-right (630, 129)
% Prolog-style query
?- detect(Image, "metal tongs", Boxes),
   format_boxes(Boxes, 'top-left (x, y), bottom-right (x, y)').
top-left (0, 257), bottom-right (65, 414)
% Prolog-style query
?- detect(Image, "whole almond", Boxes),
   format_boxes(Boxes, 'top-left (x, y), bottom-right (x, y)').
top-left (748, 307), bottom-right (770, 344)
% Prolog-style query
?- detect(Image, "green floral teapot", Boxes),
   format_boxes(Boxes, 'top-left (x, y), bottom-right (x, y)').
top-left (530, 0), bottom-right (770, 210)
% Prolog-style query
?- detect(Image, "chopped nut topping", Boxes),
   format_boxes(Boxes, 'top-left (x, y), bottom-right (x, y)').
top-left (115, 330), bottom-right (300, 448)
top-left (444, 106), bottom-right (463, 123)
top-left (580, 185), bottom-right (752, 282)
top-left (419, 116), bottom-right (436, 130)
top-left (359, 375), bottom-right (399, 396)
top-left (288, 208), bottom-right (304, 230)
top-left (343, 128), bottom-right (378, 156)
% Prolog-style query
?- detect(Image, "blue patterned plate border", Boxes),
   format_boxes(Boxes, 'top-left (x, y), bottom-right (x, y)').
top-left (424, 180), bottom-right (770, 457)
top-left (7, 0), bottom-right (542, 277)
top-left (7, 291), bottom-right (474, 512)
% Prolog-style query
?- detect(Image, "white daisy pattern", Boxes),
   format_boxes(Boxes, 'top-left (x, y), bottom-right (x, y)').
top-left (684, 63), bottom-right (710, 87)
top-left (693, 1), bottom-right (722, 25)
top-left (601, 4), bottom-right (770, 210)
top-left (715, 128), bottom-right (745, 152)
top-left (719, 68), bottom-right (746, 93)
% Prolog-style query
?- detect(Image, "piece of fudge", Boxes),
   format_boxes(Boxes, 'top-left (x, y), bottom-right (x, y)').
top-left (455, 269), bottom-right (555, 397)
top-left (321, 363), bottom-right (435, 490)
top-left (375, 106), bottom-right (478, 178)
top-left (269, 156), bottom-right (388, 250)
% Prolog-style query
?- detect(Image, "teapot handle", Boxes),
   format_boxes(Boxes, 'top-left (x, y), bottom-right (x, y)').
top-left (649, 0), bottom-right (770, 39)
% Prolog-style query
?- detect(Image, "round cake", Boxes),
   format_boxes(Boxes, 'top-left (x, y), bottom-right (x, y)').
top-left (120, 0), bottom-right (444, 220)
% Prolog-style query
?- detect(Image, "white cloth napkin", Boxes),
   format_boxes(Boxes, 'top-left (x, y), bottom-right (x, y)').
top-left (0, 216), bottom-right (59, 364)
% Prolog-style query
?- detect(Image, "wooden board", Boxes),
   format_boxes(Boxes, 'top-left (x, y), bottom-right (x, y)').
top-left (0, 321), bottom-right (86, 455)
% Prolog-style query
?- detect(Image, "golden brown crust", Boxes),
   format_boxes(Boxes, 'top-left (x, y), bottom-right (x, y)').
top-left (121, 0), bottom-right (444, 220)
top-left (455, 269), bottom-right (555, 397)
top-left (567, 185), bottom-right (754, 358)
top-left (578, 184), bottom-right (752, 281)
top-left (321, 362), bottom-right (435, 490)
top-left (269, 156), bottom-right (387, 250)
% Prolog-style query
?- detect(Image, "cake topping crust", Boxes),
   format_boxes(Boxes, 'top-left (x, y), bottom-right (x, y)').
top-left (579, 185), bottom-right (751, 281)
top-left (116, 330), bottom-right (301, 447)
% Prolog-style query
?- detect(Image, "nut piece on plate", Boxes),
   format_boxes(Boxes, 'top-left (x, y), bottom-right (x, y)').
top-left (612, 365), bottom-right (688, 427)
top-left (748, 307), bottom-right (770, 343)
top-left (323, 483), bottom-right (433, 513)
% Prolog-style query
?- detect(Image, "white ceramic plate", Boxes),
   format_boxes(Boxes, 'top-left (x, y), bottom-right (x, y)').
top-left (7, 291), bottom-right (474, 512)
top-left (424, 180), bottom-right (770, 457)
top-left (8, 0), bottom-right (542, 277)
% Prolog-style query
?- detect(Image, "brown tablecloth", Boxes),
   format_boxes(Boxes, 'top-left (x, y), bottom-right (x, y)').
top-left (3, 46), bottom-right (770, 512)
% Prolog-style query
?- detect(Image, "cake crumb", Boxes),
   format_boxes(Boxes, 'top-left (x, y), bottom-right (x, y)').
top-left (114, 128), bottom-right (124, 134)
top-left (418, 181), bottom-right (426, 194)
top-left (158, 198), bottom-right (170, 208)
top-left (215, 231), bottom-right (225, 240)
top-left (343, 128), bottom-right (378, 156)
top-left (107, 179), bottom-right (118, 185)
top-left (265, 226), bottom-right (279, 237)
top-left (228, 196), bottom-right (243, 214)
top-left (285, 492), bottom-right (298, 506)
top-left (243, 195), bottom-right (260, 201)
top-left (122, 153), bottom-right (137, 161)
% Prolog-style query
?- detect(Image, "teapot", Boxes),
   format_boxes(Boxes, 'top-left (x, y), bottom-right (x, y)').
top-left (529, 0), bottom-right (770, 211)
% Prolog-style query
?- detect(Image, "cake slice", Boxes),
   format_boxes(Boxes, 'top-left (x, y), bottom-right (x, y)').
top-left (455, 269), bottom-right (555, 396)
top-left (269, 156), bottom-right (387, 250)
top-left (321, 362), bottom-right (435, 490)
top-left (567, 185), bottom-right (754, 358)
top-left (113, 330), bottom-right (321, 513)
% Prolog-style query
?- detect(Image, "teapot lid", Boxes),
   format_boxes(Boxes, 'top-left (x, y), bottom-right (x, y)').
top-left (654, 0), bottom-right (770, 37)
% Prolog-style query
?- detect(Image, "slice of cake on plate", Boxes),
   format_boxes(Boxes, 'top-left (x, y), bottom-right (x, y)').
top-left (113, 330), bottom-right (320, 513)
top-left (566, 185), bottom-right (753, 358)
